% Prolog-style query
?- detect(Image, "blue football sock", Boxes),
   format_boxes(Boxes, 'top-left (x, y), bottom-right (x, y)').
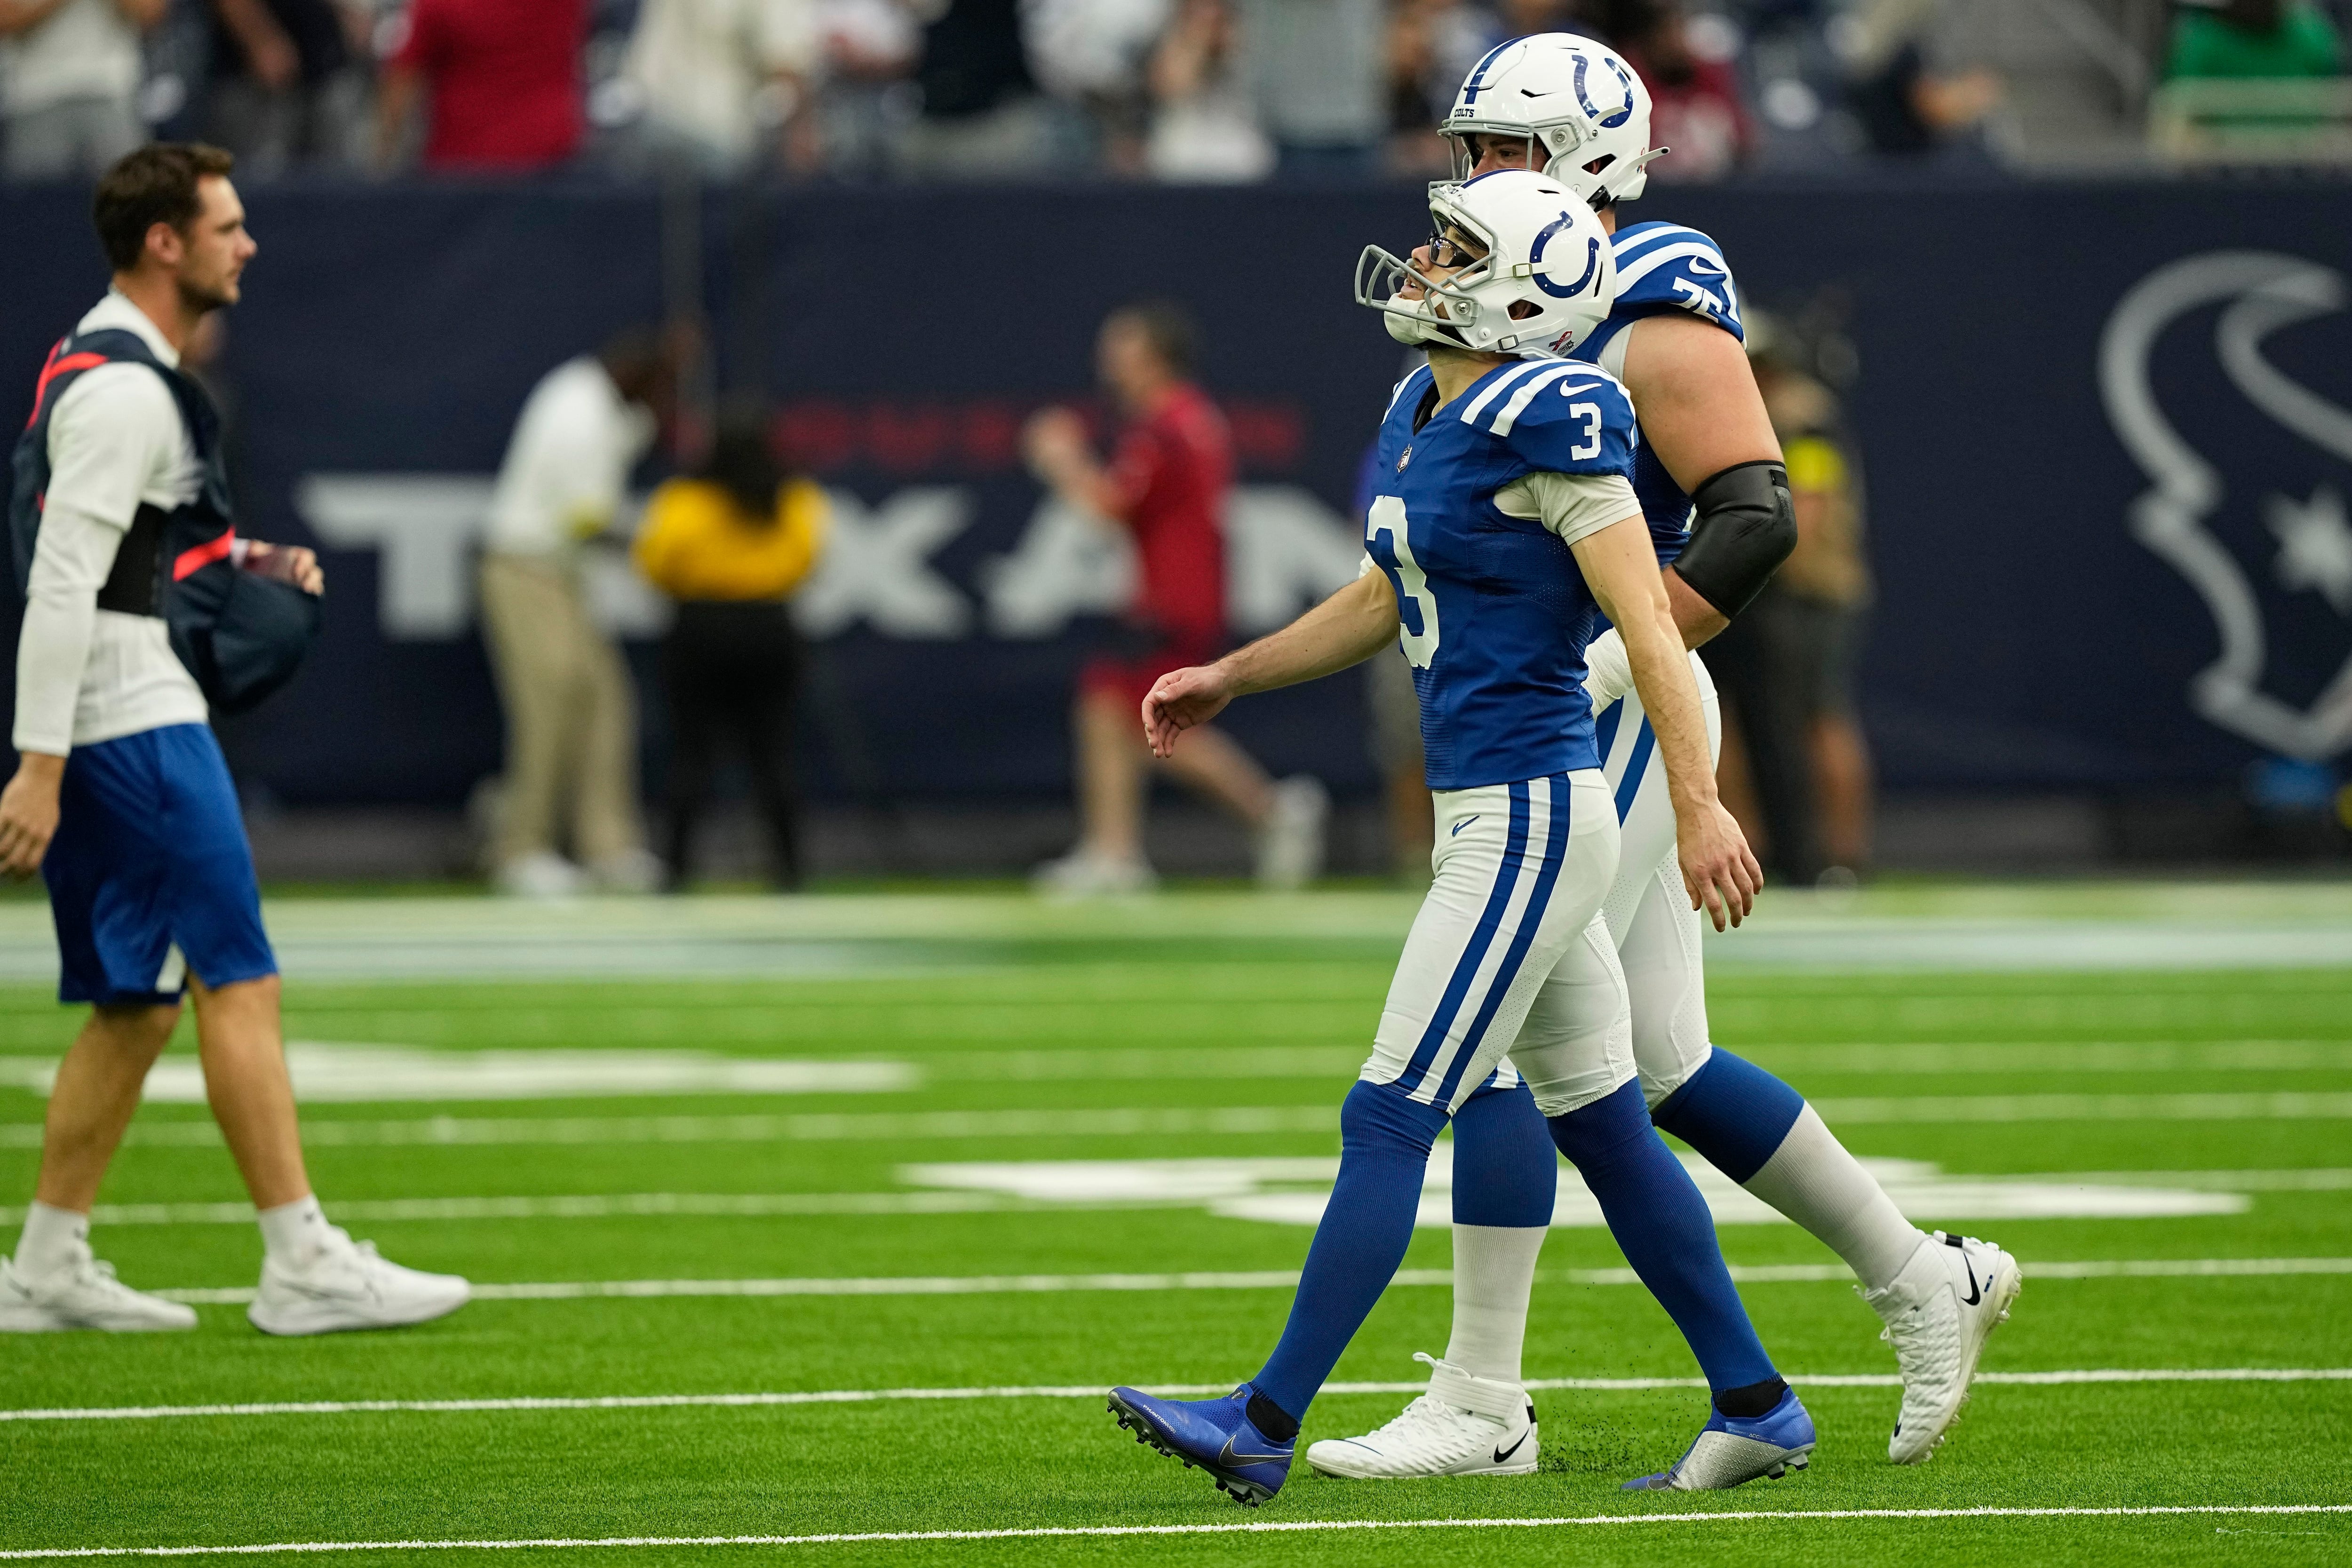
top-left (1549, 1080), bottom-right (1778, 1394)
top-left (1449, 1079), bottom-right (1556, 1227)
top-left (1252, 1078), bottom-right (1450, 1422)
top-left (1651, 1049), bottom-right (1807, 1184)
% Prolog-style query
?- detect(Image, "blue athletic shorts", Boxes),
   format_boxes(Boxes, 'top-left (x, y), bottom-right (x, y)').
top-left (41, 723), bottom-right (277, 1006)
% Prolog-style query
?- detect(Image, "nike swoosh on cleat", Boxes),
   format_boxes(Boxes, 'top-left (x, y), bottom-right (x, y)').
top-left (1960, 1258), bottom-right (1984, 1306)
top-left (1217, 1434), bottom-right (1288, 1468)
top-left (1493, 1431), bottom-right (1530, 1465)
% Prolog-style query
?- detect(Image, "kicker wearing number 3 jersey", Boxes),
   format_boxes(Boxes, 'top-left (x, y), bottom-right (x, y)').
top-left (1107, 171), bottom-right (1806, 1507)
top-left (1311, 32), bottom-right (2021, 1487)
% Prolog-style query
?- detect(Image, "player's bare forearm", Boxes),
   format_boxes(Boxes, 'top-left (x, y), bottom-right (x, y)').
top-left (0, 0), bottom-right (74, 35)
top-left (1664, 568), bottom-right (1729, 648)
top-left (1141, 574), bottom-right (1398, 758)
top-left (1223, 571), bottom-right (1400, 697)
top-left (1573, 516), bottom-right (1759, 927)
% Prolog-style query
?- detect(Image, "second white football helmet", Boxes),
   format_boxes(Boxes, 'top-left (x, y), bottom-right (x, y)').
top-left (1353, 169), bottom-right (1617, 361)
top-left (1439, 33), bottom-right (1664, 207)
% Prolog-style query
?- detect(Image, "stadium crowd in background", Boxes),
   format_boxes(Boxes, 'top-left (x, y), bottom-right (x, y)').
top-left (21, 0), bottom-right (2347, 183)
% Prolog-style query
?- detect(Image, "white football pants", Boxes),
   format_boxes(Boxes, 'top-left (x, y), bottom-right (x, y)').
top-left (1497, 651), bottom-right (1721, 1109)
top-left (1360, 771), bottom-right (1633, 1119)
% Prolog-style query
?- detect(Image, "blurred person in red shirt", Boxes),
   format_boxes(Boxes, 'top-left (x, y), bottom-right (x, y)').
top-left (373, 0), bottom-right (586, 171)
top-left (1615, 0), bottom-right (1752, 182)
top-left (1024, 302), bottom-right (1326, 896)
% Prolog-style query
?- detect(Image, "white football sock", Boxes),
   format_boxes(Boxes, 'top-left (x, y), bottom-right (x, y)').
top-left (1742, 1104), bottom-right (1926, 1293)
top-left (15, 1202), bottom-right (91, 1278)
top-left (257, 1194), bottom-right (332, 1265)
top-left (1443, 1224), bottom-right (1547, 1385)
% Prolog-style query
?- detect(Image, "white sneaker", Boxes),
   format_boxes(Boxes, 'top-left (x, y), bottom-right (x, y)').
top-left (248, 1228), bottom-right (470, 1337)
top-left (1030, 850), bottom-right (1158, 900)
top-left (1306, 1353), bottom-right (1538, 1478)
top-left (589, 847), bottom-right (665, 895)
top-left (1866, 1230), bottom-right (2023, 1464)
top-left (0, 1253), bottom-right (196, 1332)
top-left (1255, 776), bottom-right (1329, 891)
top-left (495, 851), bottom-right (586, 899)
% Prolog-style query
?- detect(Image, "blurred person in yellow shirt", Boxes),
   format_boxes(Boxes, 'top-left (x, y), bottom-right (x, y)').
top-left (634, 407), bottom-right (827, 891)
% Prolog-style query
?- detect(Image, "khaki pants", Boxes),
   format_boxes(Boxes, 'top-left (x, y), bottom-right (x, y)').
top-left (478, 553), bottom-right (642, 868)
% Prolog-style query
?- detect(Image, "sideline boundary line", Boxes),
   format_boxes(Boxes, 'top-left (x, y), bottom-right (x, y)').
top-left (8, 1367), bottom-right (2347, 1425)
top-left (3, 1505), bottom-right (2348, 1557)
top-left (142, 1255), bottom-right (2352, 1305)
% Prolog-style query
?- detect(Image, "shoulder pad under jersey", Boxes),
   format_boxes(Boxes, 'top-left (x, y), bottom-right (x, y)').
top-left (1453, 360), bottom-right (1637, 478)
top-left (1608, 222), bottom-right (1743, 340)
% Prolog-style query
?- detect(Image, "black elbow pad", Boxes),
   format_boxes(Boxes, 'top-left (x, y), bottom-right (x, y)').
top-left (1672, 460), bottom-right (1796, 620)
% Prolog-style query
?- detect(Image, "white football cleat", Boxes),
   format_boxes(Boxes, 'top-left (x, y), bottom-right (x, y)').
top-left (495, 851), bottom-right (586, 900)
top-left (1306, 1353), bottom-right (1538, 1479)
top-left (247, 1228), bottom-right (470, 1336)
top-left (1031, 850), bottom-right (1158, 900)
top-left (1866, 1230), bottom-right (2022, 1464)
top-left (1255, 776), bottom-right (1329, 891)
top-left (0, 1252), bottom-right (196, 1332)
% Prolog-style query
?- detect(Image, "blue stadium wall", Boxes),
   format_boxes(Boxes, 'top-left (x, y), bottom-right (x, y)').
top-left (5, 179), bottom-right (2351, 808)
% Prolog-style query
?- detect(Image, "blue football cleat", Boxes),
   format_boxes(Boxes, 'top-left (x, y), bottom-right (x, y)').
top-left (1623, 1386), bottom-right (1817, 1491)
top-left (1107, 1381), bottom-right (1295, 1506)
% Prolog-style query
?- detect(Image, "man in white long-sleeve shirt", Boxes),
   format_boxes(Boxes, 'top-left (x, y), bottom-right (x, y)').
top-left (0, 143), bottom-right (468, 1336)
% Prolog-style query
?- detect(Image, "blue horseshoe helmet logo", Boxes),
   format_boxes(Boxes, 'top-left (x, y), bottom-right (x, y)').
top-left (1570, 53), bottom-right (1636, 129)
top-left (1527, 214), bottom-right (1602, 299)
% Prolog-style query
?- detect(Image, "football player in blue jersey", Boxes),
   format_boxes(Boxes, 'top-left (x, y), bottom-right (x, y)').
top-left (1104, 170), bottom-right (1816, 1506)
top-left (1307, 35), bottom-right (2021, 1483)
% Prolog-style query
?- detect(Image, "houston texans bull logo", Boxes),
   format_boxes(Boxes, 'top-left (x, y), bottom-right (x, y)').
top-left (2101, 251), bottom-right (2352, 760)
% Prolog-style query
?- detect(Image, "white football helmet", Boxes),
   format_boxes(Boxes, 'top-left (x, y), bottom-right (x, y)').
top-left (1439, 33), bottom-right (1663, 207)
top-left (1353, 169), bottom-right (1618, 360)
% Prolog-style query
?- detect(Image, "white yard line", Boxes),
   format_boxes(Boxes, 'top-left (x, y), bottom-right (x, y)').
top-left (21, 1169), bottom-right (2343, 1229)
top-left (6, 1368), bottom-right (2348, 1426)
top-left (11, 1088), bottom-right (2352, 1153)
top-left (0, 1194), bottom-right (1040, 1228)
top-left (0, 1107), bottom-right (1342, 1151)
top-left (1, 1505), bottom-right (2347, 1557)
top-left (139, 1255), bottom-right (2352, 1307)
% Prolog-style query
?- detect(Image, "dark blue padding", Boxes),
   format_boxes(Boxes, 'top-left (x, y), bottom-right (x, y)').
top-left (1650, 1048), bottom-right (1806, 1185)
top-left (1449, 1080), bottom-right (1557, 1228)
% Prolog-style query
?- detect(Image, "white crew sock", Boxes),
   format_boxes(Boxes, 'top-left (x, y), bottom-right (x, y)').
top-left (1443, 1224), bottom-right (1548, 1385)
top-left (1742, 1105), bottom-right (1926, 1293)
top-left (257, 1194), bottom-right (332, 1265)
top-left (15, 1202), bottom-right (91, 1279)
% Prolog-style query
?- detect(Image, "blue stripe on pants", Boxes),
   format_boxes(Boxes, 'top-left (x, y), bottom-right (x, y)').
top-left (1395, 781), bottom-right (1531, 1096)
top-left (1431, 775), bottom-right (1574, 1106)
top-left (1613, 719), bottom-right (1654, 824)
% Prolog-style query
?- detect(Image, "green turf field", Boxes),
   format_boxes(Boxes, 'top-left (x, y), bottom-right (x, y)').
top-left (2, 885), bottom-right (2349, 1566)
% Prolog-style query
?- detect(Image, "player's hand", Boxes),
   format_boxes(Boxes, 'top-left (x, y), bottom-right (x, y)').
top-left (0, 754), bottom-right (66, 880)
top-left (1141, 664), bottom-right (1235, 759)
top-left (1676, 798), bottom-right (1762, 932)
top-left (245, 541), bottom-right (324, 595)
top-left (1022, 407), bottom-right (1089, 480)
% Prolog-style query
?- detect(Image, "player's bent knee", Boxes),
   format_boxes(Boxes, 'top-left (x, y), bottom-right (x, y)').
top-left (1527, 1066), bottom-right (1639, 1125)
top-left (1638, 1043), bottom-right (1714, 1111)
top-left (90, 1001), bottom-right (182, 1057)
top-left (1340, 1077), bottom-right (1450, 1160)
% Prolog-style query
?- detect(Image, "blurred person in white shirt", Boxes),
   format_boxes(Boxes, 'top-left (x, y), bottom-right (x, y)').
top-left (621, 0), bottom-right (823, 178)
top-left (478, 330), bottom-right (679, 899)
top-left (0, 0), bottom-right (165, 181)
top-left (1144, 0), bottom-right (1272, 181)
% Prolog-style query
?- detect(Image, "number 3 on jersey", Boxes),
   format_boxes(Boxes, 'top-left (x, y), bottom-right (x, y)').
top-left (1367, 495), bottom-right (1440, 669)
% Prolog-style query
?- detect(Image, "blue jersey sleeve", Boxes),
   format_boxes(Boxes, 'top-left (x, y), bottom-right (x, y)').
top-left (1454, 361), bottom-right (1638, 479)
top-left (1607, 222), bottom-right (1743, 342)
